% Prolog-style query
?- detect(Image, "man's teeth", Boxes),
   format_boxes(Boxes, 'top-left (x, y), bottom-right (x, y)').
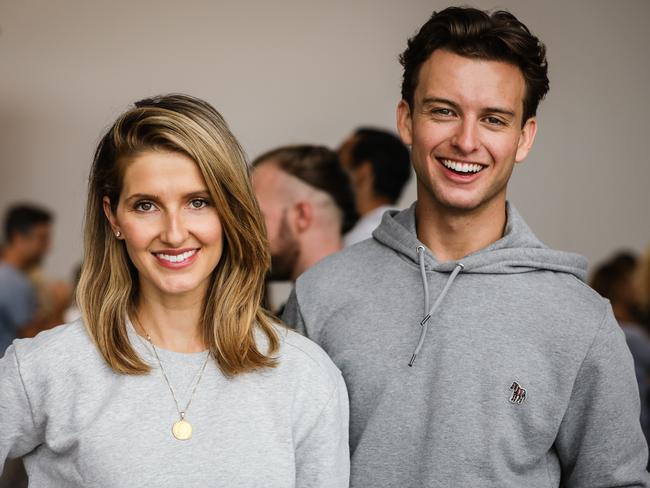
top-left (156, 250), bottom-right (197, 263)
top-left (441, 159), bottom-right (484, 173)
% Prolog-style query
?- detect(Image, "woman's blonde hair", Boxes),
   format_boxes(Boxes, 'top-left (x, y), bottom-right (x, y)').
top-left (77, 94), bottom-right (279, 376)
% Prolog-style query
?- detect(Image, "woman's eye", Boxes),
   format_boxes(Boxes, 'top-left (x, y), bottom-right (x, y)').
top-left (189, 198), bottom-right (208, 209)
top-left (135, 201), bottom-right (155, 212)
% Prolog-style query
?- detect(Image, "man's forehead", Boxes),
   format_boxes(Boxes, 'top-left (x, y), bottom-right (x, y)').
top-left (416, 50), bottom-right (526, 114)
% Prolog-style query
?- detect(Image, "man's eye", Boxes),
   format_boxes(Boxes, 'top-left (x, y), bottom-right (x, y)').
top-left (433, 108), bottom-right (453, 116)
top-left (485, 116), bottom-right (505, 126)
top-left (189, 198), bottom-right (209, 209)
top-left (135, 201), bottom-right (155, 212)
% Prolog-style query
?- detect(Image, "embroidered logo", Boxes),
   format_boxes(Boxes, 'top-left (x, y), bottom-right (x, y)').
top-left (509, 381), bottom-right (527, 404)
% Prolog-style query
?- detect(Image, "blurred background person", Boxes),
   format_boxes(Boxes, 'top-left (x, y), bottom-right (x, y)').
top-left (638, 245), bottom-right (650, 329)
top-left (338, 127), bottom-right (411, 246)
top-left (591, 251), bottom-right (650, 454)
top-left (0, 204), bottom-right (52, 356)
top-left (252, 145), bottom-right (356, 283)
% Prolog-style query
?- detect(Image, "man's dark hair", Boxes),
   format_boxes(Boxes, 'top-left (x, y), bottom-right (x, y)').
top-left (399, 6), bottom-right (549, 124)
top-left (3, 204), bottom-right (53, 243)
top-left (348, 128), bottom-right (411, 204)
top-left (252, 145), bottom-right (357, 233)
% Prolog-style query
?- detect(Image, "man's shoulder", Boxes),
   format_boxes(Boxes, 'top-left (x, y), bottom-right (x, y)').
top-left (0, 263), bottom-right (32, 291)
top-left (299, 238), bottom-right (390, 286)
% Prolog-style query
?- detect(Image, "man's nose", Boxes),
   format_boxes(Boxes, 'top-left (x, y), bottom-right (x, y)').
top-left (451, 119), bottom-right (480, 154)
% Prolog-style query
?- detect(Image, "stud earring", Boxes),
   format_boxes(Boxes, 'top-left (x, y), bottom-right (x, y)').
top-left (115, 230), bottom-right (122, 238)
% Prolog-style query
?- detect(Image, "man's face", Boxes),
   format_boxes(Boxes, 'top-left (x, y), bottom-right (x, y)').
top-left (251, 163), bottom-right (300, 281)
top-left (16, 223), bottom-right (52, 268)
top-left (397, 49), bottom-right (536, 213)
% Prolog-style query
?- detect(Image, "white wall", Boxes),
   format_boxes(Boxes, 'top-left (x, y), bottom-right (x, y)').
top-left (1, 0), bottom-right (649, 280)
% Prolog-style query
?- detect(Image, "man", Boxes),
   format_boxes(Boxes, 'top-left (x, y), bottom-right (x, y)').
top-left (0, 204), bottom-right (52, 355)
top-left (283, 7), bottom-right (649, 487)
top-left (338, 128), bottom-right (411, 246)
top-left (251, 145), bottom-right (355, 282)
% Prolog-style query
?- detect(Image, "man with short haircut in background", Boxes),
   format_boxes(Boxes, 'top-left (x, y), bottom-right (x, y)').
top-left (251, 145), bottom-right (356, 282)
top-left (338, 127), bottom-right (411, 246)
top-left (283, 6), bottom-right (650, 487)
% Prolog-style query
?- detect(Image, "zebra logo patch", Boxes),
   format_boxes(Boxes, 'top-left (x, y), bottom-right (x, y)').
top-left (509, 381), bottom-right (527, 404)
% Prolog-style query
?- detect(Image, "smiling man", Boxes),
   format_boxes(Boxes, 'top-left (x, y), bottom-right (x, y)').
top-left (282, 6), bottom-right (650, 487)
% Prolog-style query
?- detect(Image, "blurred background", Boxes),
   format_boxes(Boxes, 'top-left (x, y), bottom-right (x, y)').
top-left (1, 0), bottom-right (649, 282)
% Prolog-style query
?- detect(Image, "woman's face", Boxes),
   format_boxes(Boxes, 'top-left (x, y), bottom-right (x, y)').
top-left (104, 150), bottom-right (223, 302)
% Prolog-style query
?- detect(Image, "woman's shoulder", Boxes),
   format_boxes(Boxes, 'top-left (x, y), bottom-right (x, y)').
top-left (258, 324), bottom-right (343, 387)
top-left (268, 325), bottom-right (341, 387)
top-left (10, 319), bottom-right (98, 370)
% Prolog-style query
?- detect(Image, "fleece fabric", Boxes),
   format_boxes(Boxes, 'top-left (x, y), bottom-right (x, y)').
top-left (0, 319), bottom-right (349, 487)
top-left (283, 202), bottom-right (650, 488)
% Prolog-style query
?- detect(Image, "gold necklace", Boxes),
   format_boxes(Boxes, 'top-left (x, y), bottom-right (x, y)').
top-left (145, 333), bottom-right (210, 441)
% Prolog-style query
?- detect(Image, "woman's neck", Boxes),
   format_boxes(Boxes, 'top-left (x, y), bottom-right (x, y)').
top-left (133, 287), bottom-right (207, 353)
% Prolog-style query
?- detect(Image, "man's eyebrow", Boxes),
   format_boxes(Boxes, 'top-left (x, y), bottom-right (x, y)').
top-left (421, 97), bottom-right (516, 118)
top-left (421, 97), bottom-right (461, 111)
top-left (482, 106), bottom-right (516, 118)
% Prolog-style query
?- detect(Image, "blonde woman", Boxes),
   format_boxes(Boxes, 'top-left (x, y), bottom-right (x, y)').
top-left (0, 94), bottom-right (349, 487)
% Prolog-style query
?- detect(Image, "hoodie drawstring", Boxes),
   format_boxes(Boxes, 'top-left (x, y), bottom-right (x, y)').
top-left (409, 246), bottom-right (464, 367)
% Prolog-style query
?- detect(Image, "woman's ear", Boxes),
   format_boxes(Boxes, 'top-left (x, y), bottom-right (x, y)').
top-left (103, 196), bottom-right (121, 237)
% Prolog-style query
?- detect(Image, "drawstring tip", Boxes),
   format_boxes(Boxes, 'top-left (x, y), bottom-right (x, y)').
top-left (408, 354), bottom-right (417, 367)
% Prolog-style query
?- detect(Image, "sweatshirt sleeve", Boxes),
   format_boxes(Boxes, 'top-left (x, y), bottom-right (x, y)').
top-left (0, 345), bottom-right (43, 470)
top-left (294, 372), bottom-right (350, 487)
top-left (282, 287), bottom-right (308, 336)
top-left (555, 307), bottom-right (650, 487)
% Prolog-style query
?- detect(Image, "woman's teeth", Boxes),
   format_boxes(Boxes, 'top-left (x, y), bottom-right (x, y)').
top-left (156, 250), bottom-right (197, 263)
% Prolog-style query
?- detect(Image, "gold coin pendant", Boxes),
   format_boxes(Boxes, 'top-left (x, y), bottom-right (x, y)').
top-left (172, 419), bottom-right (193, 440)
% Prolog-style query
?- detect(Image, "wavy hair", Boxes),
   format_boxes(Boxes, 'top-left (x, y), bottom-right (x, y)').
top-left (400, 6), bottom-right (549, 125)
top-left (77, 93), bottom-right (279, 376)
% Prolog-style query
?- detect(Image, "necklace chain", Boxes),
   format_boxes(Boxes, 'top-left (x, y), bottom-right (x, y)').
top-left (145, 333), bottom-right (210, 419)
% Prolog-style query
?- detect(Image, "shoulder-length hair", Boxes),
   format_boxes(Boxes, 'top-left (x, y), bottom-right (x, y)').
top-left (77, 93), bottom-right (279, 376)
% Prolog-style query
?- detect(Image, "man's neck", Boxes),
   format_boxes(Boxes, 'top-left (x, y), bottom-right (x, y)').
top-left (1, 246), bottom-right (28, 271)
top-left (415, 196), bottom-right (507, 263)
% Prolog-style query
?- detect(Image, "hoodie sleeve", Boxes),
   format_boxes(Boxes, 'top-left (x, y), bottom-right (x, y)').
top-left (555, 307), bottom-right (650, 487)
top-left (283, 287), bottom-right (308, 337)
top-left (0, 345), bottom-right (43, 470)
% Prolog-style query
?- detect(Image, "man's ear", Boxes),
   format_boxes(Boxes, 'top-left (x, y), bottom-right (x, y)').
top-left (293, 200), bottom-right (313, 234)
top-left (396, 99), bottom-right (413, 146)
top-left (103, 196), bottom-right (121, 237)
top-left (515, 117), bottom-right (537, 164)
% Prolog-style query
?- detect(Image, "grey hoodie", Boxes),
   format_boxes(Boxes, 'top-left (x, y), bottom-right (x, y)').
top-left (283, 202), bottom-right (650, 487)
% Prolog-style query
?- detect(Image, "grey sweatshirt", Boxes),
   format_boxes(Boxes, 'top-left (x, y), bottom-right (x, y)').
top-left (283, 202), bottom-right (650, 487)
top-left (0, 319), bottom-right (349, 487)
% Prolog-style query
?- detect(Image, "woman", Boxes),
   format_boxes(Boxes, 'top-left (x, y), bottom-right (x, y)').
top-left (0, 94), bottom-right (349, 487)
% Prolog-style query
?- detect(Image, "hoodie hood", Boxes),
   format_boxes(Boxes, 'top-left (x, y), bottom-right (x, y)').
top-left (372, 202), bottom-right (588, 282)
